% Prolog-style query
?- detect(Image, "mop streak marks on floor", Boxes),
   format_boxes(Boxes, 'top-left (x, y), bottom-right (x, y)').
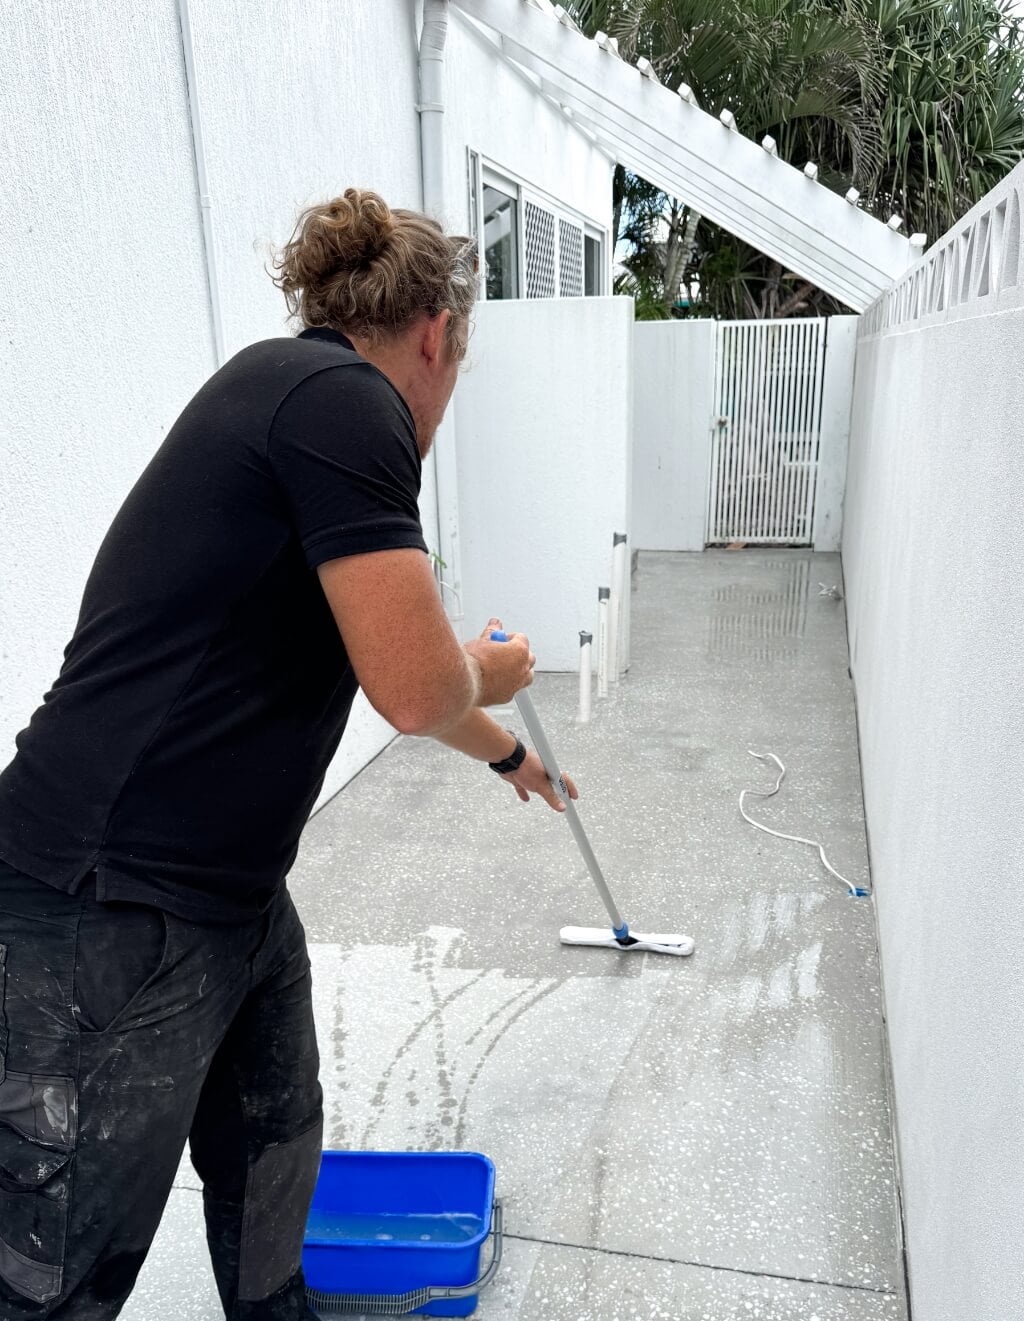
top-left (307, 930), bottom-right (672, 1158)
top-left (130, 551), bottom-right (907, 1321)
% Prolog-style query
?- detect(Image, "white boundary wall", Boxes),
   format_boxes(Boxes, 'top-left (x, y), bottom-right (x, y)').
top-left (632, 321), bottom-right (716, 552)
top-left (632, 317), bottom-right (856, 553)
top-left (454, 298), bottom-right (633, 670)
top-left (0, 2), bottom-right (612, 813)
top-left (845, 163), bottom-right (1024, 1321)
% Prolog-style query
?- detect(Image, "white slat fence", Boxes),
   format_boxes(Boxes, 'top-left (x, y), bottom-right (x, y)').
top-left (707, 318), bottom-right (827, 545)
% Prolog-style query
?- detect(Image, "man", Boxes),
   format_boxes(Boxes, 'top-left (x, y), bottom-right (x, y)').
top-left (0, 190), bottom-right (575, 1319)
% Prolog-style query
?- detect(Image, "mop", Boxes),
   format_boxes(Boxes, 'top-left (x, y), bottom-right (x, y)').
top-left (491, 632), bottom-right (694, 957)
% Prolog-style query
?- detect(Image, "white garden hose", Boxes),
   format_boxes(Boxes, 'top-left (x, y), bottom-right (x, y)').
top-left (739, 751), bottom-right (870, 898)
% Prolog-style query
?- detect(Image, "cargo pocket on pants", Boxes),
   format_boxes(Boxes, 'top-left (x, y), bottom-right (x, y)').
top-left (0, 1069), bottom-right (76, 1305)
top-left (237, 1119), bottom-right (323, 1302)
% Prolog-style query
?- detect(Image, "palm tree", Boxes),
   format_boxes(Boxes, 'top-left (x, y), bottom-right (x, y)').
top-left (571, 0), bottom-right (1024, 318)
top-left (867, 0), bottom-right (1024, 240)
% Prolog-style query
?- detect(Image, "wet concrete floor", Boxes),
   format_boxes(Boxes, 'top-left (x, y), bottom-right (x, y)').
top-left (124, 551), bottom-right (906, 1321)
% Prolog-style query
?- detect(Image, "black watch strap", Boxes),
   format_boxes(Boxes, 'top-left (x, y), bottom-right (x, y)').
top-left (488, 732), bottom-right (527, 775)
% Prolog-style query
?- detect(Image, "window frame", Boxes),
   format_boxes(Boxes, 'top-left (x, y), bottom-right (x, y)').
top-left (468, 149), bottom-right (609, 302)
top-left (584, 223), bottom-right (607, 296)
top-left (480, 163), bottom-right (525, 301)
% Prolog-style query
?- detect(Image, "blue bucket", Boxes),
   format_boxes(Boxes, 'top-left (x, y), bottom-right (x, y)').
top-left (303, 1151), bottom-right (501, 1317)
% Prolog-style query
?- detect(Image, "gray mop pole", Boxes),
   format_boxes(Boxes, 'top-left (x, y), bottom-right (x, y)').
top-left (490, 632), bottom-right (628, 939)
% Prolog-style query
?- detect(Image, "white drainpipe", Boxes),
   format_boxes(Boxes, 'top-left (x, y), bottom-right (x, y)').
top-left (177, 0), bottom-right (226, 367)
top-left (419, 0), bottom-right (464, 624)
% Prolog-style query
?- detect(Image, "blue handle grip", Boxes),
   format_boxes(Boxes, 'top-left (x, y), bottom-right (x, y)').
top-left (490, 630), bottom-right (509, 642)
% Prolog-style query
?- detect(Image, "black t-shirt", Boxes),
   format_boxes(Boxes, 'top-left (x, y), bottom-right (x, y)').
top-left (0, 328), bottom-right (426, 921)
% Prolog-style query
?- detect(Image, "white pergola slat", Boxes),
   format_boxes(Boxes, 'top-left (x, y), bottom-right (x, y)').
top-left (454, 0), bottom-right (917, 310)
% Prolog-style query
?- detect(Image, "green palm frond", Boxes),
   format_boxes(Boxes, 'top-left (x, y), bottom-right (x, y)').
top-left (574, 0), bottom-right (1024, 318)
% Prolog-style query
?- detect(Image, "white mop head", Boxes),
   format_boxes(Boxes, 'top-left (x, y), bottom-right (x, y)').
top-left (560, 926), bottom-right (695, 957)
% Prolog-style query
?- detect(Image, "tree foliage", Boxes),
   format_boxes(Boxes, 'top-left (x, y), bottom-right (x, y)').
top-left (569, 0), bottom-right (1024, 318)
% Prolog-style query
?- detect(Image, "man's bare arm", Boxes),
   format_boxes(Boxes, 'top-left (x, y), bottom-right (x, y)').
top-left (434, 704), bottom-right (578, 812)
top-left (316, 550), bottom-right (531, 736)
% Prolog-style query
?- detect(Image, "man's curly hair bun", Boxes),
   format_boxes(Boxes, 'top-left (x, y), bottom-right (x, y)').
top-left (273, 188), bottom-right (477, 358)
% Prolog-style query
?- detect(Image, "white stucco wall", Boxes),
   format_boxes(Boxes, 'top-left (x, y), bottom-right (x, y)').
top-left (0, 0), bottom-right (215, 769)
top-left (1, 1), bottom-right (617, 813)
top-left (444, 11), bottom-right (613, 235)
top-left (811, 316), bottom-right (857, 552)
top-left (185, 0), bottom-right (424, 360)
top-left (183, 0), bottom-right (426, 805)
top-left (844, 166), bottom-right (1024, 1321)
top-left (631, 321), bottom-right (716, 551)
top-left (453, 297), bottom-right (634, 671)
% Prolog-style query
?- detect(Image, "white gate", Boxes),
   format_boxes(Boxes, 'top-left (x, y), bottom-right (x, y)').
top-left (707, 318), bottom-right (827, 546)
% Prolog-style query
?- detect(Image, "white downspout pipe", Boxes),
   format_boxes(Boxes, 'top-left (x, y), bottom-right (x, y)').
top-left (177, 0), bottom-right (226, 367)
top-left (419, 0), bottom-right (464, 625)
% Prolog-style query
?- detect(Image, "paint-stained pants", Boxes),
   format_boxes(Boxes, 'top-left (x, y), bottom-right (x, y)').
top-left (0, 861), bottom-right (323, 1319)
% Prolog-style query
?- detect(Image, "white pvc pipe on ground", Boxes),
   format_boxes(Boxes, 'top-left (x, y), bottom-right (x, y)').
top-left (607, 535), bottom-right (622, 685)
top-left (621, 542), bottom-right (631, 676)
top-left (611, 532), bottom-right (628, 678)
top-left (597, 588), bottom-right (610, 699)
top-left (577, 630), bottom-right (593, 723)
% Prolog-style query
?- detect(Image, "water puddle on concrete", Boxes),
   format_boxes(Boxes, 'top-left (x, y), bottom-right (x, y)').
top-left (706, 555), bottom-right (813, 661)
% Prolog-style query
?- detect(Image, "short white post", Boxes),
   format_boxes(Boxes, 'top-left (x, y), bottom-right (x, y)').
top-left (597, 587), bottom-right (610, 699)
top-left (610, 532), bottom-right (628, 680)
top-left (576, 630), bottom-right (593, 723)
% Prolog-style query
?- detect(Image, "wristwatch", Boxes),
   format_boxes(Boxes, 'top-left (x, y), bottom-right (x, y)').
top-left (488, 731), bottom-right (527, 775)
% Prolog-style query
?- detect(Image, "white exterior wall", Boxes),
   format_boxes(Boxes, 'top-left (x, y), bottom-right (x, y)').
top-left (454, 298), bottom-right (633, 670)
top-left (444, 13), bottom-right (612, 235)
top-left (844, 164), bottom-right (1024, 1321)
top-left (0, 1), bottom-right (613, 815)
top-left (185, 0), bottom-right (423, 360)
top-left (0, 0), bottom-right (215, 778)
top-left (631, 321), bottom-right (716, 551)
top-left (812, 316), bottom-right (857, 552)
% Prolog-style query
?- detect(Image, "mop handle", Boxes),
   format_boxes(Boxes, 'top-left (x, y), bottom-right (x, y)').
top-left (489, 632), bottom-right (627, 936)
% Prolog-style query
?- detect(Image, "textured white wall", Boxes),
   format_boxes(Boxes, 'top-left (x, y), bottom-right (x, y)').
top-left (844, 168), bottom-right (1024, 1321)
top-left (444, 11), bottom-right (613, 234)
top-left (812, 315), bottom-right (857, 552)
top-left (183, 0), bottom-right (426, 804)
top-left (631, 321), bottom-right (716, 551)
top-left (1, 0), bottom-right (617, 814)
top-left (0, 0), bottom-right (215, 768)
top-left (184, 0), bottom-right (423, 359)
top-left (453, 298), bottom-right (634, 671)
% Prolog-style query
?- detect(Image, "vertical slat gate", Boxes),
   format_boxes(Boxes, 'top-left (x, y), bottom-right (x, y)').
top-left (706, 318), bottom-right (827, 545)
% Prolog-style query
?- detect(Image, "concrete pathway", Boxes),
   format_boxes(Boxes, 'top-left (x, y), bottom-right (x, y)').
top-left (123, 551), bottom-right (906, 1321)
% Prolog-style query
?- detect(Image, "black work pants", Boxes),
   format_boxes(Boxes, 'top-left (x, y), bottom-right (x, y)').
top-left (0, 861), bottom-right (323, 1319)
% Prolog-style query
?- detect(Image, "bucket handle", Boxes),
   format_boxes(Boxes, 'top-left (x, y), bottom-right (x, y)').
top-left (306, 1200), bottom-right (504, 1317)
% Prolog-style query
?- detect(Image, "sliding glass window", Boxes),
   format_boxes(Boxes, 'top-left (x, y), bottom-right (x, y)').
top-left (584, 231), bottom-right (603, 296)
top-left (483, 183), bottom-right (520, 300)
